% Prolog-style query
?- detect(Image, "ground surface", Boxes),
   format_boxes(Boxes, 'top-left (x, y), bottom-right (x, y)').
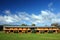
top-left (0, 32), bottom-right (60, 40)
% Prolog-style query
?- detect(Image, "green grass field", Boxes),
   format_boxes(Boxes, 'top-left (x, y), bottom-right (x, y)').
top-left (0, 32), bottom-right (60, 40)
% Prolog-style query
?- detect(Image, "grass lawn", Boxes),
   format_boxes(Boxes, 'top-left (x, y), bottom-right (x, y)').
top-left (0, 32), bottom-right (60, 40)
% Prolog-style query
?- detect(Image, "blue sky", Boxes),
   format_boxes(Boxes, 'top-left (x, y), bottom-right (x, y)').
top-left (0, 0), bottom-right (60, 26)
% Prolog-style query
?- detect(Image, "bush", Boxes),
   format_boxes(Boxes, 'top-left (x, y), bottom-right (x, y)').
top-left (14, 31), bottom-right (18, 33)
top-left (40, 31), bottom-right (45, 33)
top-left (32, 30), bottom-right (36, 33)
top-left (48, 30), bottom-right (53, 33)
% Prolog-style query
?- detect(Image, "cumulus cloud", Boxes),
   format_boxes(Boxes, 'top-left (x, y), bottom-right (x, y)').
top-left (30, 10), bottom-right (60, 25)
top-left (0, 15), bottom-right (17, 24)
top-left (0, 10), bottom-right (60, 26)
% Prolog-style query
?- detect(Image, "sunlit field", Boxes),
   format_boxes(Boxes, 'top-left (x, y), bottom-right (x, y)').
top-left (0, 32), bottom-right (60, 40)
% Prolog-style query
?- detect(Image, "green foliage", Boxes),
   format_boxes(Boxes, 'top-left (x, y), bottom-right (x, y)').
top-left (14, 31), bottom-right (18, 33)
top-left (32, 30), bottom-right (36, 33)
top-left (51, 23), bottom-right (60, 28)
top-left (48, 30), bottom-right (53, 33)
top-left (31, 24), bottom-right (35, 26)
top-left (51, 23), bottom-right (58, 27)
top-left (21, 24), bottom-right (27, 26)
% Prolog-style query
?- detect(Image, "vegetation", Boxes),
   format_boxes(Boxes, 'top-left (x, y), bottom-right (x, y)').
top-left (51, 23), bottom-right (58, 27)
top-left (51, 23), bottom-right (60, 27)
top-left (21, 24), bottom-right (27, 26)
top-left (31, 24), bottom-right (35, 26)
top-left (20, 23), bottom-right (36, 26)
top-left (0, 25), bottom-right (3, 31)
top-left (0, 32), bottom-right (60, 40)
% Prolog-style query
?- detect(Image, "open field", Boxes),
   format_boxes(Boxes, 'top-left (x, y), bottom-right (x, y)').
top-left (0, 32), bottom-right (60, 40)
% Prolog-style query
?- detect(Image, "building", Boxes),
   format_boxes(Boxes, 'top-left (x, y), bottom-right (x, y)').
top-left (3, 25), bottom-right (60, 33)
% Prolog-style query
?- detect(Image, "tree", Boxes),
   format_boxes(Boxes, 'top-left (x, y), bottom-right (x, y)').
top-left (21, 24), bottom-right (27, 26)
top-left (51, 23), bottom-right (60, 28)
top-left (0, 25), bottom-right (3, 31)
top-left (51, 23), bottom-right (58, 27)
top-left (31, 24), bottom-right (35, 26)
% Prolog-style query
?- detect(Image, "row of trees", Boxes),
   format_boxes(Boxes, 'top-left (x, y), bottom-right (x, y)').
top-left (20, 24), bottom-right (35, 26)
top-left (3, 23), bottom-right (60, 27)
top-left (51, 23), bottom-right (60, 27)
top-left (21, 23), bottom-right (60, 27)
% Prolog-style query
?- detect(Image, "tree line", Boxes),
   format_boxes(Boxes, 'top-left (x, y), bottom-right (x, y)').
top-left (20, 24), bottom-right (35, 26)
top-left (21, 23), bottom-right (60, 28)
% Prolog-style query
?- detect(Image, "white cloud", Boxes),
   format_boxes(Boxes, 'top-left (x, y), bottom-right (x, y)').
top-left (48, 2), bottom-right (54, 11)
top-left (24, 17), bottom-right (30, 20)
top-left (0, 10), bottom-right (60, 26)
top-left (48, 2), bottom-right (53, 8)
top-left (41, 10), bottom-right (49, 16)
top-left (4, 10), bottom-right (11, 14)
top-left (30, 10), bottom-right (60, 25)
top-left (0, 15), bottom-right (21, 24)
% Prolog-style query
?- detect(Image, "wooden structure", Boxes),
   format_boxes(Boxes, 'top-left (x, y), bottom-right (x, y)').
top-left (3, 25), bottom-right (60, 33)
